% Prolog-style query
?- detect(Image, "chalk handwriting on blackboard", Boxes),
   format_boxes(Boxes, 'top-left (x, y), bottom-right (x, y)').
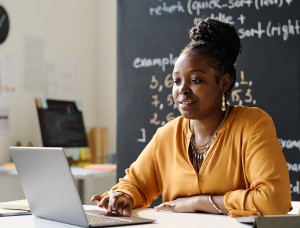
top-left (287, 162), bottom-right (300, 173)
top-left (239, 19), bottom-right (300, 41)
top-left (148, 0), bottom-right (299, 41)
top-left (149, 73), bottom-right (176, 128)
top-left (279, 138), bottom-right (300, 150)
top-left (149, 0), bottom-right (295, 16)
top-left (279, 139), bottom-right (300, 194)
top-left (290, 180), bottom-right (300, 195)
top-left (137, 128), bottom-right (146, 143)
top-left (187, 0), bottom-right (293, 14)
top-left (133, 54), bottom-right (178, 72)
top-left (229, 71), bottom-right (256, 106)
top-left (149, 1), bottom-right (185, 15)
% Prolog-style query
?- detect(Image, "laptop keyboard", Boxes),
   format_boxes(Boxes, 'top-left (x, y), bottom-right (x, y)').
top-left (86, 213), bottom-right (132, 225)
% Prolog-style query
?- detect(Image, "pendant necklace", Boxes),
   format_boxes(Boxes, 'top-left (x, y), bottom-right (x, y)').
top-left (189, 107), bottom-right (230, 172)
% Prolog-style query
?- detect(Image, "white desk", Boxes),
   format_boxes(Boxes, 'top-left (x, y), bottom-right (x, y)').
top-left (1, 202), bottom-right (299, 228)
top-left (0, 166), bottom-right (116, 205)
top-left (0, 205), bottom-right (252, 228)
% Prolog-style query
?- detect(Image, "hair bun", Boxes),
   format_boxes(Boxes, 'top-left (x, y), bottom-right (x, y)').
top-left (189, 18), bottom-right (242, 64)
top-left (189, 19), bottom-right (215, 44)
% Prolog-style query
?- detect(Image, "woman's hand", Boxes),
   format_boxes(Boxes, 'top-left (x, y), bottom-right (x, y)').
top-left (154, 196), bottom-right (199, 213)
top-left (154, 195), bottom-right (227, 214)
top-left (91, 191), bottom-right (133, 216)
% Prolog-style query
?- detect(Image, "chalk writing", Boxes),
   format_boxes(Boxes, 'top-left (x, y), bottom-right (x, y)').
top-left (229, 71), bottom-right (256, 106)
top-left (133, 54), bottom-right (178, 72)
top-left (137, 128), bottom-right (146, 142)
top-left (149, 1), bottom-right (185, 15)
top-left (198, 12), bottom-right (235, 24)
top-left (239, 19), bottom-right (300, 41)
top-left (279, 138), bottom-right (300, 150)
top-left (186, 0), bottom-right (294, 15)
top-left (287, 162), bottom-right (300, 173)
top-left (148, 73), bottom-right (177, 130)
top-left (290, 180), bottom-right (300, 195)
top-left (254, 0), bottom-right (294, 10)
top-left (148, 0), bottom-right (299, 41)
top-left (149, 0), bottom-right (297, 16)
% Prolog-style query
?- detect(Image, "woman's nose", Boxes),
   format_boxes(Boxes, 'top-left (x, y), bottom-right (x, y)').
top-left (178, 83), bottom-right (191, 94)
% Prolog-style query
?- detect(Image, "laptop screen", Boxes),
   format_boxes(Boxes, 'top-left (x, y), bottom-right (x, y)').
top-left (35, 98), bottom-right (88, 148)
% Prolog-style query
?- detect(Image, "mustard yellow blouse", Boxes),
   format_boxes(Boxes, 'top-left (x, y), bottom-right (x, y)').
top-left (110, 106), bottom-right (292, 217)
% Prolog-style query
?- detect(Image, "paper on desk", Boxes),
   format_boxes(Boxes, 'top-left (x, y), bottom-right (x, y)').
top-left (0, 199), bottom-right (30, 211)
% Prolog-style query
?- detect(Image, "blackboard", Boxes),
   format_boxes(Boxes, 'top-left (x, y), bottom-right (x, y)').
top-left (117, 0), bottom-right (300, 200)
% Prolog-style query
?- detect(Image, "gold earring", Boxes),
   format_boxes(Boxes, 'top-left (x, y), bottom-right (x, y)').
top-left (221, 94), bottom-right (226, 112)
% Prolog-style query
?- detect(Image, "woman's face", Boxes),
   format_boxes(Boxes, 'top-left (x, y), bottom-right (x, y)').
top-left (172, 52), bottom-right (225, 120)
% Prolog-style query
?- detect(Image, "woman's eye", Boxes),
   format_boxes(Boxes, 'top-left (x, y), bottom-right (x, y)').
top-left (191, 79), bottom-right (201, 84)
top-left (173, 79), bottom-right (180, 85)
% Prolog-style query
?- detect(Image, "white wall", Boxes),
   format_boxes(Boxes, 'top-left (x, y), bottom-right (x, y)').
top-left (0, 0), bottom-right (117, 163)
top-left (96, 0), bottom-right (117, 155)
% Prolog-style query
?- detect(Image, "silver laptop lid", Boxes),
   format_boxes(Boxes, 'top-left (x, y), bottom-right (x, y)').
top-left (9, 146), bottom-right (89, 227)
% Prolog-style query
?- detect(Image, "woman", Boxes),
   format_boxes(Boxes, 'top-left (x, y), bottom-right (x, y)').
top-left (91, 18), bottom-right (292, 217)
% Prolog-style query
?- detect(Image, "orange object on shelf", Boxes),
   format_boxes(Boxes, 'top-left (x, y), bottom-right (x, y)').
top-left (84, 164), bottom-right (116, 171)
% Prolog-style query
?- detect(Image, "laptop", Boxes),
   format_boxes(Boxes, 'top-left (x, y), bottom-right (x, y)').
top-left (9, 146), bottom-right (155, 227)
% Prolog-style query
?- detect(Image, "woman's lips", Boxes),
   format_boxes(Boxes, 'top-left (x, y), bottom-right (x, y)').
top-left (178, 99), bottom-right (195, 109)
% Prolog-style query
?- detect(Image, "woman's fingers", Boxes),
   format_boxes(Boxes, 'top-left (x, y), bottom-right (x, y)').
top-left (92, 191), bottom-right (133, 216)
top-left (99, 196), bottom-right (109, 208)
top-left (91, 194), bottom-right (101, 202)
top-left (154, 202), bottom-right (173, 211)
top-left (107, 191), bottom-right (118, 213)
top-left (91, 194), bottom-right (110, 209)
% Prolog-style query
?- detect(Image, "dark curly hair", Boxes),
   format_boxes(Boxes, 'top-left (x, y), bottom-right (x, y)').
top-left (182, 18), bottom-right (242, 94)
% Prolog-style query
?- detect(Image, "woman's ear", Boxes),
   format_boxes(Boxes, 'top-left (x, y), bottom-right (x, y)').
top-left (221, 73), bottom-right (232, 93)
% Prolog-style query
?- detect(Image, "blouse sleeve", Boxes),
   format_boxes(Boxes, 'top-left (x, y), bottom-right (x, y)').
top-left (107, 133), bottom-right (161, 208)
top-left (224, 111), bottom-right (292, 217)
